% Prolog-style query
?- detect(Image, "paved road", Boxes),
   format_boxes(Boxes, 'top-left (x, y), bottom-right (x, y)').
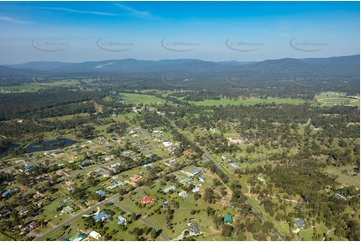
top-left (35, 194), bottom-right (120, 241)
top-left (203, 152), bottom-right (231, 182)
top-left (163, 116), bottom-right (287, 241)
top-left (109, 197), bottom-right (170, 241)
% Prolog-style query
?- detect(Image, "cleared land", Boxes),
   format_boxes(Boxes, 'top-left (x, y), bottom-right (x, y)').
top-left (189, 97), bottom-right (305, 106)
top-left (315, 91), bottom-right (360, 108)
top-left (121, 93), bottom-right (166, 105)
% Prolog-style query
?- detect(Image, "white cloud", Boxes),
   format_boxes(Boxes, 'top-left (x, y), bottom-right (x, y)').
top-left (115, 4), bottom-right (159, 20)
top-left (0, 16), bottom-right (30, 24)
top-left (41, 7), bottom-right (117, 16)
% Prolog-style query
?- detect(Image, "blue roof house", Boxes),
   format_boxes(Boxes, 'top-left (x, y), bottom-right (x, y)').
top-left (93, 211), bottom-right (110, 222)
top-left (189, 169), bottom-right (202, 177)
top-left (24, 163), bottom-right (37, 170)
top-left (96, 190), bottom-right (106, 197)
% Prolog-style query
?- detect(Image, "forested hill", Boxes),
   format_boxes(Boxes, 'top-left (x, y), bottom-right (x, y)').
top-left (3, 54), bottom-right (360, 78)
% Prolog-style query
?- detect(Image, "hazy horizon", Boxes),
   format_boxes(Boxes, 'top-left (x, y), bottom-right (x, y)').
top-left (4, 53), bottom-right (360, 66)
top-left (0, 1), bottom-right (359, 65)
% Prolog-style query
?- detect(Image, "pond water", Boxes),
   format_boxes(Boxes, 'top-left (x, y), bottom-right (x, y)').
top-left (0, 145), bottom-right (19, 155)
top-left (24, 138), bottom-right (76, 153)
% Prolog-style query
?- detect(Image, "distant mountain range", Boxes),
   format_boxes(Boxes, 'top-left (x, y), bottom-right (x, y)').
top-left (1, 55), bottom-right (359, 78)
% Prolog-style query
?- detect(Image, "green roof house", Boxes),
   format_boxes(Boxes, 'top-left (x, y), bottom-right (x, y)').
top-left (224, 214), bottom-right (233, 224)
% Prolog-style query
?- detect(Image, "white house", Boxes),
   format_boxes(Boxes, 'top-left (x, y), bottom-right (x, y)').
top-left (89, 231), bottom-right (101, 240)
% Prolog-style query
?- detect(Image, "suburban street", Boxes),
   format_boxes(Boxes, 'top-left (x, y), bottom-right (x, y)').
top-left (36, 194), bottom-right (121, 241)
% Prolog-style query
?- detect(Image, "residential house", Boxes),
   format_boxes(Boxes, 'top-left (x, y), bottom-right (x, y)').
top-left (199, 176), bottom-right (206, 183)
top-left (107, 181), bottom-right (124, 190)
top-left (56, 169), bottom-right (68, 177)
top-left (19, 207), bottom-right (29, 216)
top-left (24, 163), bottom-right (37, 171)
top-left (224, 214), bottom-right (233, 224)
top-left (33, 192), bottom-right (45, 200)
top-left (93, 211), bottom-right (110, 222)
top-left (142, 196), bottom-right (154, 205)
top-left (110, 163), bottom-right (121, 169)
top-left (226, 137), bottom-right (246, 145)
top-left (166, 159), bottom-right (178, 166)
top-left (192, 186), bottom-right (200, 193)
top-left (89, 231), bottom-right (101, 240)
top-left (96, 190), bottom-right (106, 197)
top-left (143, 163), bottom-right (153, 168)
top-left (0, 210), bottom-right (11, 218)
top-left (62, 206), bottom-right (73, 214)
top-left (28, 221), bottom-right (39, 230)
top-left (65, 180), bottom-right (75, 186)
top-left (163, 185), bottom-right (176, 193)
top-left (2, 188), bottom-right (18, 198)
top-left (188, 222), bottom-right (202, 235)
top-left (294, 219), bottom-right (306, 229)
top-left (163, 142), bottom-right (172, 147)
top-left (189, 169), bottom-right (202, 177)
top-left (80, 160), bottom-right (93, 169)
top-left (97, 169), bottom-right (110, 178)
top-left (178, 191), bottom-right (188, 198)
top-left (180, 177), bottom-right (193, 184)
top-left (118, 215), bottom-right (127, 225)
top-left (130, 174), bottom-right (142, 181)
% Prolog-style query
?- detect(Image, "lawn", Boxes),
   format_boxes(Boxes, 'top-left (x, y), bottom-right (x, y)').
top-left (37, 193), bottom-right (73, 226)
top-left (0, 232), bottom-right (14, 241)
top-left (121, 93), bottom-right (166, 105)
top-left (189, 97), bottom-right (305, 106)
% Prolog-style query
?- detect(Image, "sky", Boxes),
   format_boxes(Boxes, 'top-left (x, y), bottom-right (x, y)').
top-left (0, 1), bottom-right (359, 64)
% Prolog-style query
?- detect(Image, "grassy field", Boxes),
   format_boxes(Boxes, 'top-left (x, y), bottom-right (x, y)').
top-left (189, 97), bottom-right (305, 106)
top-left (323, 165), bottom-right (360, 187)
top-left (121, 93), bottom-right (166, 105)
top-left (315, 91), bottom-right (360, 108)
top-left (44, 113), bottom-right (89, 121)
top-left (0, 84), bottom-right (47, 92)
top-left (0, 232), bottom-right (14, 241)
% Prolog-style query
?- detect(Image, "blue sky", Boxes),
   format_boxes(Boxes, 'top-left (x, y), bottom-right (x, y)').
top-left (0, 1), bottom-right (359, 64)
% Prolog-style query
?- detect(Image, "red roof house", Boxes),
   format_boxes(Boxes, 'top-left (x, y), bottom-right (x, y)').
top-left (142, 196), bottom-right (154, 205)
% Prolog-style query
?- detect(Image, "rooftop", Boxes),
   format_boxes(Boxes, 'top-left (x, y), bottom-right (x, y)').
top-left (96, 190), bottom-right (106, 197)
top-left (118, 215), bottom-right (127, 225)
top-left (294, 219), bottom-right (306, 228)
top-left (93, 211), bottom-right (110, 222)
top-left (142, 196), bottom-right (154, 204)
top-left (224, 214), bottom-right (233, 224)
